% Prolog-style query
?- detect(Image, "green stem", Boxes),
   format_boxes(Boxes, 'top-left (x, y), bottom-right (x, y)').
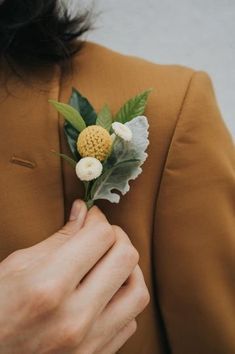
top-left (86, 199), bottom-right (95, 210)
top-left (84, 182), bottom-right (90, 200)
top-left (84, 182), bottom-right (95, 209)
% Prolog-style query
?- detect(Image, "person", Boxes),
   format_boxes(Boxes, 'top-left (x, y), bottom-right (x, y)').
top-left (0, 1), bottom-right (234, 354)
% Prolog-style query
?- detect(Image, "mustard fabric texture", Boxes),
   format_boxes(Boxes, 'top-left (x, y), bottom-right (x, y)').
top-left (0, 42), bottom-right (234, 354)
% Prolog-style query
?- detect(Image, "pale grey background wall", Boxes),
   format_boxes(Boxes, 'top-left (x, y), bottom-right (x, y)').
top-left (69, 0), bottom-right (235, 137)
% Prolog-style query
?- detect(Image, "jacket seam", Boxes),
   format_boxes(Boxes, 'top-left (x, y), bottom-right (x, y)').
top-left (150, 70), bottom-right (198, 352)
top-left (154, 70), bottom-right (197, 203)
top-left (56, 64), bottom-right (66, 223)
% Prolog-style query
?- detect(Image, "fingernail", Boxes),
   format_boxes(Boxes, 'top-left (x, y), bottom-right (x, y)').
top-left (69, 200), bottom-right (82, 221)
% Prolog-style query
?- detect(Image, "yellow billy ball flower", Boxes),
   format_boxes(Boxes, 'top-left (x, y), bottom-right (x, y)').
top-left (77, 125), bottom-right (112, 161)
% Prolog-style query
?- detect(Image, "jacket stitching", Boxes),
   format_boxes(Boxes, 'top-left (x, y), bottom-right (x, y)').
top-left (10, 155), bottom-right (37, 169)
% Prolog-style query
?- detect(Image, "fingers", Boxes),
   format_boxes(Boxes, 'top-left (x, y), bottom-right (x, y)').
top-left (96, 320), bottom-right (137, 354)
top-left (73, 266), bottom-right (149, 353)
top-left (60, 199), bottom-right (88, 234)
top-left (82, 204), bottom-right (110, 229)
top-left (98, 265), bottom-right (150, 334)
top-left (77, 226), bottom-right (139, 315)
top-left (62, 226), bottom-right (139, 324)
top-left (42, 263), bottom-right (143, 354)
top-left (33, 205), bottom-right (116, 297)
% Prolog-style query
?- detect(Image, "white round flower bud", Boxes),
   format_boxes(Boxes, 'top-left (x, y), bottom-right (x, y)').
top-left (112, 122), bottom-right (133, 142)
top-left (75, 157), bottom-right (103, 181)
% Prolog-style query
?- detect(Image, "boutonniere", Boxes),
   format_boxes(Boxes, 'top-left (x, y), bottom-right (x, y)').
top-left (49, 88), bottom-right (152, 209)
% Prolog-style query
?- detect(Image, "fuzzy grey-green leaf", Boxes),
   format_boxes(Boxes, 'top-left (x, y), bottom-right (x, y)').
top-left (96, 105), bottom-right (113, 131)
top-left (49, 100), bottom-right (86, 132)
top-left (114, 89), bottom-right (153, 123)
top-left (91, 160), bottom-right (142, 203)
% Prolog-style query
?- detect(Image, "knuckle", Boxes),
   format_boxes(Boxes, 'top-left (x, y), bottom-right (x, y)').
top-left (59, 318), bottom-right (88, 349)
top-left (112, 225), bottom-right (128, 242)
top-left (134, 285), bottom-right (150, 310)
top-left (60, 325), bottom-right (79, 348)
top-left (97, 222), bottom-right (116, 246)
top-left (111, 224), bottom-right (123, 235)
top-left (3, 249), bottom-right (29, 271)
top-left (58, 226), bottom-right (74, 237)
top-left (112, 225), bottom-right (139, 263)
top-left (128, 319), bottom-right (138, 335)
top-left (48, 233), bottom-right (67, 246)
top-left (6, 249), bottom-right (21, 261)
top-left (27, 281), bottom-right (61, 315)
top-left (119, 245), bottom-right (139, 267)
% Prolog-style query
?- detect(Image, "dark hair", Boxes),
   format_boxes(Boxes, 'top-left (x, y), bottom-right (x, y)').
top-left (0, 0), bottom-right (92, 76)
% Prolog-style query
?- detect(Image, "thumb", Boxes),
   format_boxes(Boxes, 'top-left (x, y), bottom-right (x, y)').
top-left (59, 199), bottom-right (88, 236)
top-left (29, 200), bottom-right (88, 255)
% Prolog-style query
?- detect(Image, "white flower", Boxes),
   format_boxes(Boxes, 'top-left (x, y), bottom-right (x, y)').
top-left (75, 157), bottom-right (103, 181)
top-left (112, 122), bottom-right (133, 142)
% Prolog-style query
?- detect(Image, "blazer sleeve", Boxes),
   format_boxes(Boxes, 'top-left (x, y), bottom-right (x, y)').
top-left (153, 71), bottom-right (235, 354)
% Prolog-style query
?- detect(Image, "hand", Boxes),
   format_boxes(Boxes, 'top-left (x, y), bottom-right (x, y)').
top-left (0, 200), bottom-right (150, 354)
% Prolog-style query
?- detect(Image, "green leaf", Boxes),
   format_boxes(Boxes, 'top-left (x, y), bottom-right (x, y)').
top-left (96, 105), bottom-right (113, 131)
top-left (90, 116), bottom-right (149, 203)
top-left (49, 100), bottom-right (86, 132)
top-left (50, 150), bottom-right (77, 168)
top-left (64, 122), bottom-right (80, 160)
top-left (69, 88), bottom-right (97, 126)
top-left (114, 88), bottom-right (153, 123)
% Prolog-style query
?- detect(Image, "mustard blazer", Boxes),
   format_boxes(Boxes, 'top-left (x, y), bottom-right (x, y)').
top-left (0, 42), bottom-right (234, 354)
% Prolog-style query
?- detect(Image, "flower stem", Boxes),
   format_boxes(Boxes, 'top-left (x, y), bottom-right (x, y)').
top-left (84, 181), bottom-right (90, 200)
top-left (86, 199), bottom-right (95, 210)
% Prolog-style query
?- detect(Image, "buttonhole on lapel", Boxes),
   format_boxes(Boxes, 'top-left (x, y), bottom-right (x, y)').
top-left (10, 155), bottom-right (37, 169)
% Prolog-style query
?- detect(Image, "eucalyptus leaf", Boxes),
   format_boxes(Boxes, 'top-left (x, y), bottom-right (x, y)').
top-left (49, 100), bottom-right (86, 132)
top-left (96, 105), bottom-right (112, 131)
top-left (90, 116), bottom-right (149, 203)
top-left (114, 89), bottom-right (153, 123)
top-left (69, 88), bottom-right (97, 126)
top-left (50, 150), bottom-right (77, 168)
